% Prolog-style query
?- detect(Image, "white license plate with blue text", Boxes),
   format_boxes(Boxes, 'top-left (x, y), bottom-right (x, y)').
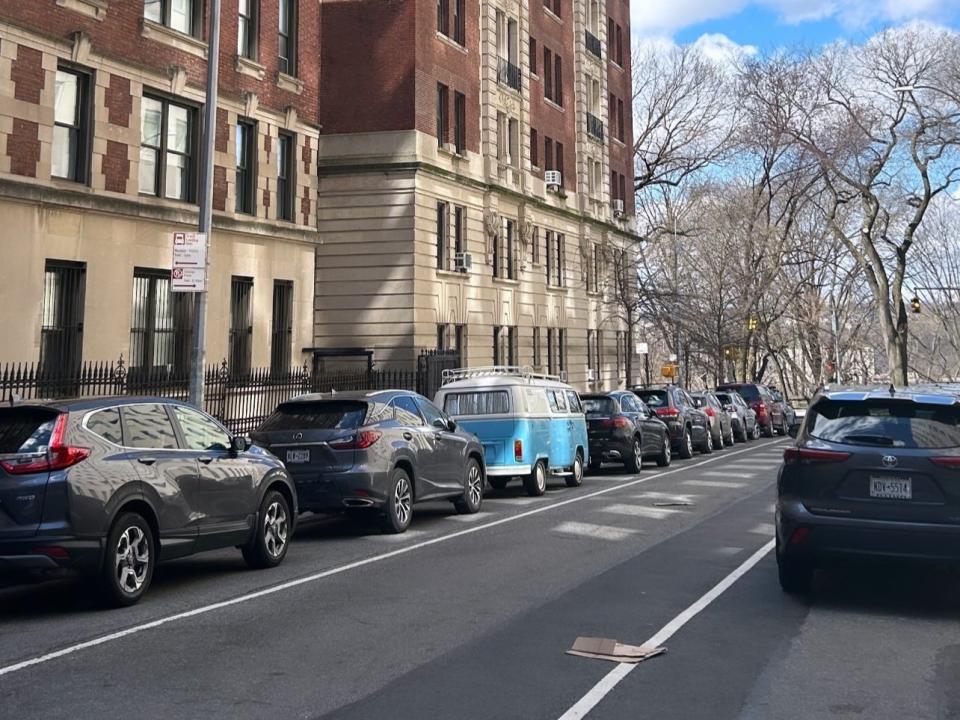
top-left (869, 476), bottom-right (911, 500)
top-left (286, 449), bottom-right (310, 464)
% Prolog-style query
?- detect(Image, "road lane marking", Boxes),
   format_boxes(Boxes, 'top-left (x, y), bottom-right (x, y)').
top-left (750, 522), bottom-right (776, 536)
top-left (553, 521), bottom-right (639, 541)
top-left (601, 504), bottom-right (682, 520)
top-left (699, 471), bottom-right (756, 479)
top-left (713, 546), bottom-right (744, 556)
top-left (0, 440), bottom-right (784, 680)
top-left (633, 492), bottom-right (701, 503)
top-left (557, 539), bottom-right (776, 720)
top-left (682, 480), bottom-right (748, 488)
top-left (445, 512), bottom-right (495, 522)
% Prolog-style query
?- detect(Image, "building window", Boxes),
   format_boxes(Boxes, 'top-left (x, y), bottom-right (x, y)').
top-left (52, 67), bottom-right (90, 183)
top-left (533, 326), bottom-right (541, 368)
top-left (587, 330), bottom-right (596, 374)
top-left (437, 0), bottom-right (448, 36)
top-left (455, 324), bottom-right (467, 359)
top-left (235, 120), bottom-right (257, 215)
top-left (544, 0), bottom-right (561, 18)
top-left (530, 37), bottom-right (537, 75)
top-left (437, 323), bottom-right (450, 350)
top-left (140, 95), bottom-right (195, 201)
top-left (616, 24), bottom-right (623, 66)
top-left (616, 330), bottom-right (625, 381)
top-left (453, 0), bottom-right (465, 44)
top-left (554, 54), bottom-right (563, 106)
top-left (559, 328), bottom-right (566, 373)
top-left (493, 326), bottom-right (502, 365)
top-left (438, 0), bottom-right (465, 44)
top-left (270, 280), bottom-right (293, 374)
top-left (545, 232), bottom-right (565, 287)
top-left (596, 330), bottom-right (603, 377)
top-left (129, 268), bottom-right (193, 378)
top-left (238, 0), bottom-right (257, 59)
top-left (437, 201), bottom-right (449, 270)
top-left (494, 218), bottom-right (515, 280)
top-left (543, 47), bottom-right (553, 101)
top-left (547, 327), bottom-right (555, 374)
top-left (40, 260), bottom-right (85, 377)
top-left (454, 206), bottom-right (464, 258)
top-left (494, 326), bottom-right (517, 366)
top-left (556, 142), bottom-right (564, 185)
top-left (618, 98), bottom-right (625, 142)
top-left (544, 136), bottom-right (553, 171)
top-left (277, 132), bottom-right (295, 221)
top-left (144, 0), bottom-right (199, 37)
top-left (530, 128), bottom-right (539, 168)
top-left (278, 0), bottom-right (297, 75)
top-left (437, 83), bottom-right (449, 148)
top-left (229, 276), bottom-right (253, 378)
top-left (620, 174), bottom-right (627, 209)
top-left (532, 226), bottom-right (540, 265)
top-left (608, 18), bottom-right (615, 53)
top-left (454, 91), bottom-right (466, 153)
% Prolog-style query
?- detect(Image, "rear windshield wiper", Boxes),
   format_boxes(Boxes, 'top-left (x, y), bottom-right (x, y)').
top-left (841, 434), bottom-right (894, 446)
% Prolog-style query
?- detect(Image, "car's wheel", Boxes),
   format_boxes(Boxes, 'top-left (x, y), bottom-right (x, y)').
top-left (752, 422), bottom-right (762, 440)
top-left (776, 421), bottom-right (787, 436)
top-left (763, 421), bottom-right (774, 438)
top-left (624, 436), bottom-right (643, 474)
top-left (726, 425), bottom-right (736, 447)
top-left (656, 434), bottom-right (671, 467)
top-left (702, 428), bottom-right (714, 454)
top-left (243, 489), bottom-right (291, 569)
top-left (566, 451), bottom-right (585, 488)
top-left (382, 467), bottom-right (414, 534)
top-left (454, 459), bottom-right (484, 514)
top-left (524, 459), bottom-right (547, 496)
top-left (488, 477), bottom-right (508, 490)
top-left (679, 427), bottom-right (694, 459)
top-left (777, 552), bottom-right (814, 594)
top-left (737, 422), bottom-right (749, 443)
top-left (100, 512), bottom-right (155, 607)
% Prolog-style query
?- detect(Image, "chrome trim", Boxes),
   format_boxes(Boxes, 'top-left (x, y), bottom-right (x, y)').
top-left (486, 463), bottom-right (532, 476)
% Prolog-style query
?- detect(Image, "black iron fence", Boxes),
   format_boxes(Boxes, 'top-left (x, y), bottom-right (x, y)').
top-left (585, 30), bottom-right (602, 59)
top-left (497, 57), bottom-right (522, 91)
top-left (0, 349), bottom-right (461, 435)
top-left (586, 112), bottom-right (605, 141)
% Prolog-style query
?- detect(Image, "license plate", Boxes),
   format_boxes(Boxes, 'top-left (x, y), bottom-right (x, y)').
top-left (286, 449), bottom-right (310, 464)
top-left (869, 476), bottom-right (912, 500)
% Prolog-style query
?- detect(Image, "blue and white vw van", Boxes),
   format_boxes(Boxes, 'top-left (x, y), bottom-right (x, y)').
top-left (434, 367), bottom-right (589, 497)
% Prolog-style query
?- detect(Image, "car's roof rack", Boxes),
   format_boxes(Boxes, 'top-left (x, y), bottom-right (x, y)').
top-left (441, 366), bottom-right (565, 384)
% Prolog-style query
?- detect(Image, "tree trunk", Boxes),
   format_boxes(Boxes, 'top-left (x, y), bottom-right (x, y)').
top-left (626, 314), bottom-right (634, 387)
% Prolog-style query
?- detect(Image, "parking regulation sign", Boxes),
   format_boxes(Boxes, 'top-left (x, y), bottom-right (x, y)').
top-left (171, 232), bottom-right (208, 292)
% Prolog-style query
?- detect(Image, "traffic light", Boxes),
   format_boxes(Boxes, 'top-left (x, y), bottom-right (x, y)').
top-left (747, 316), bottom-right (758, 331)
top-left (911, 297), bottom-right (921, 314)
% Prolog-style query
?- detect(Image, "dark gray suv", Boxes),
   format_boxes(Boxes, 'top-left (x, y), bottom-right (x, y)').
top-left (251, 390), bottom-right (486, 533)
top-left (777, 385), bottom-right (960, 593)
top-left (0, 398), bottom-right (297, 606)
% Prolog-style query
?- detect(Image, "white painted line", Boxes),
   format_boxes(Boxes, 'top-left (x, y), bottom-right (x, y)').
top-left (767, 503), bottom-right (777, 513)
top-left (445, 512), bottom-right (494, 522)
top-left (601, 504), bottom-right (681, 520)
top-left (633, 492), bottom-right (700, 503)
top-left (557, 539), bottom-right (776, 720)
top-left (714, 546), bottom-right (744, 556)
top-left (553, 521), bottom-right (638, 542)
top-left (699, 471), bottom-right (756, 479)
top-left (0, 440), bottom-right (776, 679)
top-left (727, 460), bottom-right (779, 466)
top-left (365, 530), bottom-right (430, 542)
top-left (682, 480), bottom-right (748, 488)
top-left (482, 497), bottom-right (545, 505)
top-left (750, 522), bottom-right (776, 536)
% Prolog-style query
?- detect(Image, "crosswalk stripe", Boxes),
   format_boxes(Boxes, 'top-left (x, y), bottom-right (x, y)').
top-left (683, 479), bottom-right (748, 488)
top-left (445, 512), bottom-right (494, 522)
top-left (633, 491), bottom-right (701, 503)
top-left (553, 521), bottom-right (639, 541)
top-left (750, 522), bottom-right (776, 536)
top-left (714, 546), bottom-right (745, 556)
top-left (700, 470), bottom-right (756, 479)
top-left (483, 497), bottom-right (546, 505)
top-left (601, 503), bottom-right (682, 519)
top-left (366, 530), bottom-right (431, 543)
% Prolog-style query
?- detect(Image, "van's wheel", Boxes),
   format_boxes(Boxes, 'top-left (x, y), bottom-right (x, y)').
top-left (100, 512), bottom-right (155, 607)
top-left (488, 477), bottom-right (508, 490)
top-left (625, 436), bottom-right (642, 474)
top-left (524, 459), bottom-right (547, 496)
top-left (381, 467), bottom-right (413, 534)
top-left (243, 489), bottom-right (291, 569)
top-left (656, 434), bottom-right (671, 467)
top-left (566, 452), bottom-right (584, 488)
top-left (454, 459), bottom-right (484, 514)
top-left (679, 427), bottom-right (694, 459)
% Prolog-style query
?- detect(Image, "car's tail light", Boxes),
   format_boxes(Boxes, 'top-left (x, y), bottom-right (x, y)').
top-left (788, 527), bottom-right (810, 545)
top-left (930, 457), bottom-right (960, 469)
top-left (655, 408), bottom-right (680, 419)
top-left (514, 439), bottom-right (523, 461)
top-left (783, 447), bottom-right (851, 464)
top-left (756, 402), bottom-right (767, 412)
top-left (601, 417), bottom-right (631, 428)
top-left (31, 546), bottom-right (69, 560)
top-left (0, 414), bottom-right (89, 476)
top-left (703, 407), bottom-right (716, 418)
top-left (329, 430), bottom-right (382, 450)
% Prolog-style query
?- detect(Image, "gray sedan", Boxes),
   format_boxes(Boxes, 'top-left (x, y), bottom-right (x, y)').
top-left (715, 390), bottom-right (760, 442)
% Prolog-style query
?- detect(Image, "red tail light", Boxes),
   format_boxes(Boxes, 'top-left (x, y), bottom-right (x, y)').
top-left (930, 457), bottom-right (960, 469)
top-left (31, 546), bottom-right (69, 560)
top-left (783, 447), bottom-right (851, 465)
top-left (756, 402), bottom-right (767, 412)
top-left (600, 417), bottom-right (631, 428)
top-left (329, 430), bottom-right (382, 450)
top-left (514, 439), bottom-right (523, 461)
top-left (0, 414), bottom-right (89, 475)
top-left (703, 407), bottom-right (716, 418)
top-left (655, 407), bottom-right (680, 419)
top-left (788, 527), bottom-right (811, 545)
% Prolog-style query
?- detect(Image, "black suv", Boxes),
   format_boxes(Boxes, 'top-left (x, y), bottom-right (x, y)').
top-left (0, 398), bottom-right (297, 606)
top-left (582, 391), bottom-right (671, 472)
top-left (631, 385), bottom-right (711, 458)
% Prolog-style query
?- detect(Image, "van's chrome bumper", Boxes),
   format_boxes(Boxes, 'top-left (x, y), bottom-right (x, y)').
top-left (486, 464), bottom-right (532, 477)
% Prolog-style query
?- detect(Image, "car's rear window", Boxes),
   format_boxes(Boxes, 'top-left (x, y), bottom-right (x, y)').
top-left (259, 401), bottom-right (368, 431)
top-left (715, 393), bottom-right (734, 405)
top-left (444, 391), bottom-right (510, 416)
top-left (690, 395), bottom-right (706, 408)
top-left (635, 390), bottom-right (668, 408)
top-left (721, 385), bottom-right (759, 401)
top-left (583, 397), bottom-right (615, 415)
top-left (808, 399), bottom-right (960, 449)
top-left (0, 407), bottom-right (58, 454)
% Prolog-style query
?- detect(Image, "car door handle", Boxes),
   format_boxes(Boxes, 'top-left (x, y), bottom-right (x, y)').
top-left (137, 457), bottom-right (157, 466)
top-left (403, 432), bottom-right (413, 441)
top-left (198, 456), bottom-right (214, 465)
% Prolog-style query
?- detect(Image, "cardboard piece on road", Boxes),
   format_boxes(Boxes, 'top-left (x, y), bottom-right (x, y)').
top-left (567, 637), bottom-right (667, 664)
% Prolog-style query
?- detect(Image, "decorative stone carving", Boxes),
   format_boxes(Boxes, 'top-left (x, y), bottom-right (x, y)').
top-left (284, 106), bottom-right (298, 130)
top-left (168, 65), bottom-right (187, 95)
top-left (483, 210), bottom-right (500, 260)
top-left (243, 91), bottom-right (259, 118)
top-left (70, 31), bottom-right (91, 64)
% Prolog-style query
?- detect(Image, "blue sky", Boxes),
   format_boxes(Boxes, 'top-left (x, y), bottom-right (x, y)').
top-left (633, 1), bottom-right (960, 55)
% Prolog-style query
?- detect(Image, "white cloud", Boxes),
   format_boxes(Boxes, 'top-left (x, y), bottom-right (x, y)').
top-left (693, 32), bottom-right (759, 63)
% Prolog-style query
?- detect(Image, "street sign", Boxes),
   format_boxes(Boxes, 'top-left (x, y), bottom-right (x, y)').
top-left (661, 364), bottom-right (678, 379)
top-left (171, 232), bottom-right (208, 292)
top-left (635, 342), bottom-right (649, 355)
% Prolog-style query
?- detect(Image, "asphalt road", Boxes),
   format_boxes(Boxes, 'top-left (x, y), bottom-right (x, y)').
top-left (2, 437), bottom-right (960, 719)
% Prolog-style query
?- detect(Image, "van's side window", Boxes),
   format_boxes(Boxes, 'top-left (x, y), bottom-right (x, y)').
top-left (444, 391), bottom-right (510, 415)
top-left (565, 391), bottom-right (583, 413)
top-left (548, 390), bottom-right (567, 413)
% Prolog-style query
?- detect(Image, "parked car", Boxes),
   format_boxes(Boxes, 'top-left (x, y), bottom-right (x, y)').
top-left (631, 384), bottom-right (711, 458)
top-left (434, 367), bottom-right (588, 496)
top-left (691, 391), bottom-right (735, 448)
top-left (252, 390), bottom-right (485, 534)
top-left (582, 391), bottom-right (671, 473)
top-left (769, 387), bottom-right (797, 429)
top-left (776, 385), bottom-right (960, 593)
top-left (715, 390), bottom-right (760, 442)
top-left (0, 398), bottom-right (296, 606)
top-left (716, 382), bottom-right (784, 437)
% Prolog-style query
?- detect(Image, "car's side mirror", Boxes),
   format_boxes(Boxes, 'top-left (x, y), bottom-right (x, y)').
top-left (447, 419), bottom-right (457, 432)
top-left (230, 435), bottom-right (249, 454)
top-left (787, 422), bottom-right (801, 439)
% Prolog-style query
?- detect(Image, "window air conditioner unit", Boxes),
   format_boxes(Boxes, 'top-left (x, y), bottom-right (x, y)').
top-left (455, 252), bottom-right (473, 272)
top-left (544, 170), bottom-right (562, 189)
top-left (612, 199), bottom-right (625, 216)
top-left (586, 368), bottom-right (596, 382)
